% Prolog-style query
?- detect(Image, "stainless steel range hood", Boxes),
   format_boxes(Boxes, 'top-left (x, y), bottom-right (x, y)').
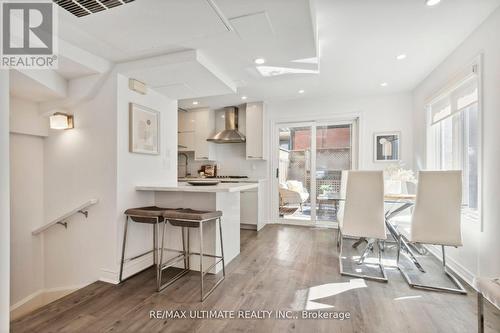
top-left (207, 107), bottom-right (246, 143)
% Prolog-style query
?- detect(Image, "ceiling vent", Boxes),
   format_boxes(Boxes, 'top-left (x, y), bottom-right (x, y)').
top-left (53, 0), bottom-right (136, 18)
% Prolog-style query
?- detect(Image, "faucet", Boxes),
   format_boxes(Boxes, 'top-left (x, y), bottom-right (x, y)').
top-left (178, 152), bottom-right (190, 178)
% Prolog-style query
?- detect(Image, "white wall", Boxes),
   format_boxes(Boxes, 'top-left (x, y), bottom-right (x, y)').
top-left (412, 7), bottom-right (500, 280)
top-left (267, 93), bottom-right (414, 170)
top-left (9, 133), bottom-right (45, 306)
top-left (9, 98), bottom-right (48, 137)
top-left (113, 74), bottom-right (178, 281)
top-left (1, 70), bottom-right (10, 333)
top-left (42, 74), bottom-right (118, 289)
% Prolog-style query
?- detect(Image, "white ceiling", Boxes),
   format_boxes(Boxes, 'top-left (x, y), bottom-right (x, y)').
top-left (53, 0), bottom-right (500, 109)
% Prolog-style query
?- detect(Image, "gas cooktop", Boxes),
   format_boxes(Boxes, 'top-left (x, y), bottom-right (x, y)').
top-left (208, 176), bottom-right (249, 179)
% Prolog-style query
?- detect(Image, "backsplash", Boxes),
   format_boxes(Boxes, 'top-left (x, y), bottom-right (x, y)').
top-left (178, 143), bottom-right (268, 179)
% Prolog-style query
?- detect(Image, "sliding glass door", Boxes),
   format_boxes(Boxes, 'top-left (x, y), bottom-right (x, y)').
top-left (276, 120), bottom-right (357, 225)
top-left (278, 124), bottom-right (313, 222)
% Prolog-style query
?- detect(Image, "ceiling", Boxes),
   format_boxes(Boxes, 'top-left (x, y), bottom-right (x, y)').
top-left (53, 0), bottom-right (500, 108)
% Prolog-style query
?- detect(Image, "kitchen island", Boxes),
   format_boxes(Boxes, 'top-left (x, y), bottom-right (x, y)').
top-left (136, 182), bottom-right (259, 273)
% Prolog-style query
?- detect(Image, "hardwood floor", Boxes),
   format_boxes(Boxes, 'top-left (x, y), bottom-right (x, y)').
top-left (11, 225), bottom-right (500, 333)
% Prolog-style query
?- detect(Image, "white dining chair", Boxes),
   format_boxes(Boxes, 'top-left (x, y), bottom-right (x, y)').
top-left (394, 170), bottom-right (466, 294)
top-left (338, 171), bottom-right (387, 282)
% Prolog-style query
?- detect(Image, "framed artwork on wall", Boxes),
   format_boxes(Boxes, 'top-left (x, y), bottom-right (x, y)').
top-left (374, 132), bottom-right (400, 162)
top-left (129, 103), bottom-right (160, 155)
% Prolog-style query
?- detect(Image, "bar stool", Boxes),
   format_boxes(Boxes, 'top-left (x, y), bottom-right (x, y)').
top-left (120, 206), bottom-right (170, 290)
top-left (160, 209), bottom-right (225, 301)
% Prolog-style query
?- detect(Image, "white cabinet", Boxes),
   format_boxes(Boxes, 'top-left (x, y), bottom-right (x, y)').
top-left (178, 109), bottom-right (216, 160)
top-left (241, 189), bottom-right (258, 225)
top-left (193, 109), bottom-right (216, 161)
top-left (178, 111), bottom-right (195, 132)
top-left (178, 132), bottom-right (194, 151)
top-left (245, 102), bottom-right (267, 160)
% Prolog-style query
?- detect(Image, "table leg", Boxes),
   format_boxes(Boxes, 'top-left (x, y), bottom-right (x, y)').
top-left (385, 218), bottom-right (425, 273)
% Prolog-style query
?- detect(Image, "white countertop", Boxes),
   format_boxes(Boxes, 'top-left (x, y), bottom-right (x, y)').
top-left (136, 182), bottom-right (259, 193)
top-left (178, 177), bottom-right (267, 183)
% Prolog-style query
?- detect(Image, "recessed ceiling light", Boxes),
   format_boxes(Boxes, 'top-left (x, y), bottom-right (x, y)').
top-left (425, 0), bottom-right (441, 6)
top-left (256, 66), bottom-right (319, 77)
top-left (298, 89), bottom-right (305, 94)
top-left (192, 101), bottom-right (199, 105)
top-left (241, 96), bottom-right (248, 100)
top-left (254, 58), bottom-right (266, 65)
top-left (380, 82), bottom-right (388, 87)
top-left (396, 54), bottom-right (407, 60)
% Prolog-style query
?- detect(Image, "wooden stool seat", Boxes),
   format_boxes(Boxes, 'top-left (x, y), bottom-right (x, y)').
top-left (124, 206), bottom-right (172, 223)
top-left (163, 209), bottom-right (222, 227)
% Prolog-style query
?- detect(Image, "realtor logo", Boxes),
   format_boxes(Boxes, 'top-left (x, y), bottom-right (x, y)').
top-left (0, 1), bottom-right (58, 69)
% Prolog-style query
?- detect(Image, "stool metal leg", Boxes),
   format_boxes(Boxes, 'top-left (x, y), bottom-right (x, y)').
top-left (158, 220), bottom-right (167, 291)
top-left (153, 219), bottom-right (158, 265)
top-left (187, 228), bottom-right (190, 269)
top-left (199, 222), bottom-right (204, 301)
top-left (155, 218), bottom-right (160, 288)
top-left (182, 227), bottom-right (188, 270)
top-left (218, 217), bottom-right (225, 278)
top-left (119, 216), bottom-right (129, 283)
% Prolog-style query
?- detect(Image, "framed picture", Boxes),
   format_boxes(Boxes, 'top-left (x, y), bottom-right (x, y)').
top-left (374, 132), bottom-right (400, 162)
top-left (129, 103), bottom-right (160, 155)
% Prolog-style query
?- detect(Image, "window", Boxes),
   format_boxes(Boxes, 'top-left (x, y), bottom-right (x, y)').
top-left (427, 65), bottom-right (480, 217)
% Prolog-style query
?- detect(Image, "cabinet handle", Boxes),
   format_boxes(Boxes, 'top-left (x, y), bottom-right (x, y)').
top-left (247, 156), bottom-right (262, 158)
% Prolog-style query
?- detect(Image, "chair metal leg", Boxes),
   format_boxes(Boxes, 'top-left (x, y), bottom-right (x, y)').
top-left (338, 231), bottom-right (388, 283)
top-left (397, 244), bottom-right (467, 294)
top-left (396, 235), bottom-right (402, 266)
top-left (336, 228), bottom-right (341, 250)
top-left (119, 216), bottom-right (129, 283)
top-left (358, 239), bottom-right (374, 264)
top-left (478, 292), bottom-right (485, 333)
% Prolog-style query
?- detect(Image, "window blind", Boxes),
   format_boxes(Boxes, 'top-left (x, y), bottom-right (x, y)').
top-left (430, 74), bottom-right (478, 125)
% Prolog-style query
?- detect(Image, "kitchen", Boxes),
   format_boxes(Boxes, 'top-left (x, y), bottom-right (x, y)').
top-left (177, 102), bottom-right (269, 232)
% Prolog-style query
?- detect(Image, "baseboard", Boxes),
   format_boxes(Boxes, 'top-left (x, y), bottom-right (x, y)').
top-left (10, 284), bottom-right (87, 320)
top-left (240, 223), bottom-right (257, 230)
top-left (100, 252), bottom-right (154, 285)
top-left (426, 245), bottom-right (477, 290)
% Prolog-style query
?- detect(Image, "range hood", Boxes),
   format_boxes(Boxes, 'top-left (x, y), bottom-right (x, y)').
top-left (207, 107), bottom-right (246, 143)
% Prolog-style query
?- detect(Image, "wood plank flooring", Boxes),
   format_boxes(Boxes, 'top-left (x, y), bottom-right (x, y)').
top-left (11, 225), bottom-right (500, 333)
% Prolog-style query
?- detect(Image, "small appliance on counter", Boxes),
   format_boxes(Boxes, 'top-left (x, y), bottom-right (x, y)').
top-left (199, 164), bottom-right (217, 177)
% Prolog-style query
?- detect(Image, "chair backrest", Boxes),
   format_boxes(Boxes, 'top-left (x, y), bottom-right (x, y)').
top-left (411, 171), bottom-right (463, 246)
top-left (342, 171), bottom-right (386, 239)
top-left (336, 170), bottom-right (349, 226)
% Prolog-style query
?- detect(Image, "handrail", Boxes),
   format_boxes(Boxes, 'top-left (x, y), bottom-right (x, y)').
top-left (32, 199), bottom-right (99, 235)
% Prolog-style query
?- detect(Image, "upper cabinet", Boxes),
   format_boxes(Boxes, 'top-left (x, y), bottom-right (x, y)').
top-left (245, 102), bottom-right (267, 160)
top-left (177, 108), bottom-right (216, 161)
top-left (178, 111), bottom-right (196, 132)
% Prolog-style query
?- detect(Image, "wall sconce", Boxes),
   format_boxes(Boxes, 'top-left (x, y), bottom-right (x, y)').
top-left (50, 113), bottom-right (74, 130)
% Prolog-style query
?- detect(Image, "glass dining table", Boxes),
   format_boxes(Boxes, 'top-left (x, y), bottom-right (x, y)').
top-left (332, 193), bottom-right (425, 272)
